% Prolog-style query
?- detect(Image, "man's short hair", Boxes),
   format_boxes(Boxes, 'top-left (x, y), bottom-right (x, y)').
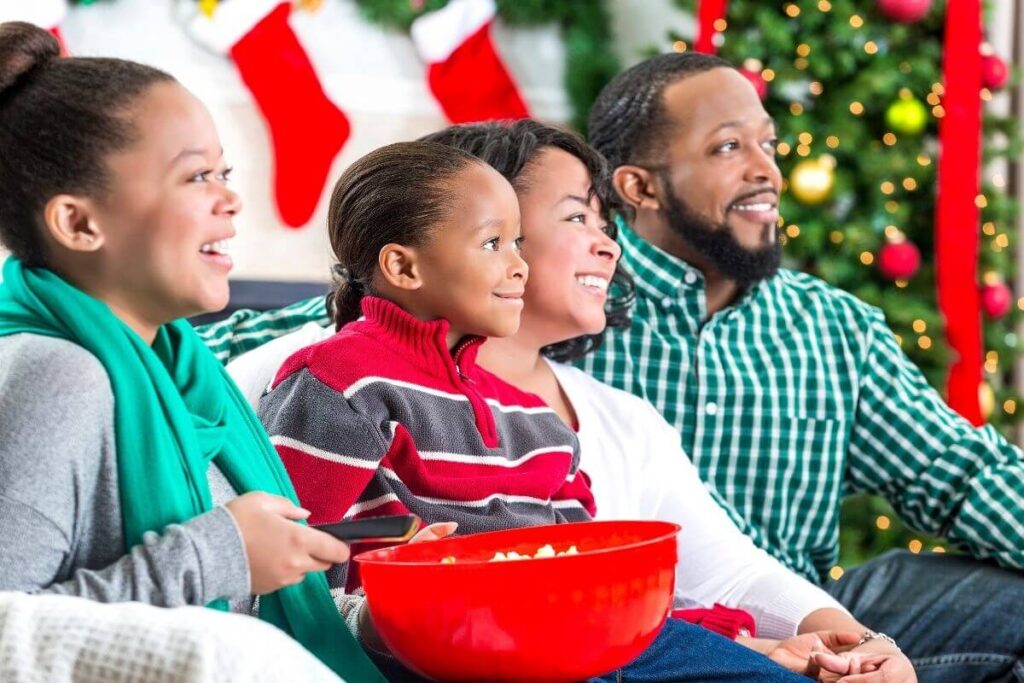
top-left (588, 52), bottom-right (733, 171)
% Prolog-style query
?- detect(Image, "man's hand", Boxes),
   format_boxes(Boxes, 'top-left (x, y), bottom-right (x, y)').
top-left (814, 638), bottom-right (917, 683)
top-left (764, 631), bottom-right (862, 677)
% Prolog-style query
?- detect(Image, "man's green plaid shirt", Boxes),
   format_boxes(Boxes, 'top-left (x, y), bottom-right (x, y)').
top-left (198, 220), bottom-right (1024, 583)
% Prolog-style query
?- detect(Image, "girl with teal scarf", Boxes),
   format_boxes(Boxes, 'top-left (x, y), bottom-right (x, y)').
top-left (0, 21), bottom-right (382, 682)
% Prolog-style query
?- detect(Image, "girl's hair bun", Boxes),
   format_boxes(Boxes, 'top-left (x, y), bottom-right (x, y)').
top-left (0, 22), bottom-right (61, 99)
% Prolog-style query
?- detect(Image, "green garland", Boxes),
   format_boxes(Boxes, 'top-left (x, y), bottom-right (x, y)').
top-left (352, 0), bottom-right (618, 132)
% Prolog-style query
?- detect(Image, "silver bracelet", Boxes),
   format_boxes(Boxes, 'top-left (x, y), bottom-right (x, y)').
top-left (857, 630), bottom-right (901, 652)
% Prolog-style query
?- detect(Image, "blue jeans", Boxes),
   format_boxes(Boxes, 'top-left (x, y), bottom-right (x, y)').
top-left (592, 618), bottom-right (803, 682)
top-left (366, 617), bottom-right (802, 682)
top-left (826, 550), bottom-right (1024, 683)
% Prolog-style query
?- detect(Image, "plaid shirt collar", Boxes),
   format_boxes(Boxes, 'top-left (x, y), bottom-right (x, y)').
top-left (616, 216), bottom-right (770, 319)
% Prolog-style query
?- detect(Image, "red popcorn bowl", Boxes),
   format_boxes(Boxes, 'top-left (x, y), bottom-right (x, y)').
top-left (354, 520), bottom-right (680, 682)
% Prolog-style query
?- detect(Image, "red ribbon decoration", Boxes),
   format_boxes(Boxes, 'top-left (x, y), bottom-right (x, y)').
top-left (936, 0), bottom-right (984, 424)
top-left (695, 0), bottom-right (728, 53)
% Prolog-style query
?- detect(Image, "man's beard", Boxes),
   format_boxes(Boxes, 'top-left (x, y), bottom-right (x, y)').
top-left (661, 180), bottom-right (782, 287)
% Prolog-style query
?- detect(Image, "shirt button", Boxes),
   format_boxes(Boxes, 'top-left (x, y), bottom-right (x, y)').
top-left (662, 296), bottom-right (674, 308)
top-left (684, 272), bottom-right (698, 285)
top-left (705, 402), bottom-right (719, 416)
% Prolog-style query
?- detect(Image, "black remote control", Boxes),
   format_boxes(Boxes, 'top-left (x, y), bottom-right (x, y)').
top-left (314, 514), bottom-right (421, 543)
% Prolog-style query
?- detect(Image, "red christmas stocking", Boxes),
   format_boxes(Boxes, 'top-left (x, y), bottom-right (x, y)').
top-left (411, 0), bottom-right (528, 123)
top-left (189, 1), bottom-right (350, 228)
top-left (0, 0), bottom-right (69, 54)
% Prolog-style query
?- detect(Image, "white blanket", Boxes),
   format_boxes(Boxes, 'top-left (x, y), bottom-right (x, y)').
top-left (0, 592), bottom-right (343, 683)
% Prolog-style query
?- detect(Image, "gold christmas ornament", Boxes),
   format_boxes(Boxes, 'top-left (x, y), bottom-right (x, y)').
top-left (788, 156), bottom-right (835, 205)
top-left (979, 381), bottom-right (996, 421)
top-left (199, 0), bottom-right (219, 18)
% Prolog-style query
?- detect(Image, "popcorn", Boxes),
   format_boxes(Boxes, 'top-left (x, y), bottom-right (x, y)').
top-left (440, 544), bottom-right (580, 564)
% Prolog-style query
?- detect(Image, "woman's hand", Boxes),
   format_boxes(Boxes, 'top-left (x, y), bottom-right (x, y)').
top-left (225, 492), bottom-right (351, 594)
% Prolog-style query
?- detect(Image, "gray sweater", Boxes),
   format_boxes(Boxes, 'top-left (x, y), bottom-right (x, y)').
top-left (0, 334), bottom-right (251, 609)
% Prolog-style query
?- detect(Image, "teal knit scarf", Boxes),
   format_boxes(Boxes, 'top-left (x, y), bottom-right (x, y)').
top-left (0, 257), bottom-right (382, 682)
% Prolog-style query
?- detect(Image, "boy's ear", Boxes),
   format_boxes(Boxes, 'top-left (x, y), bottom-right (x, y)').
top-left (612, 165), bottom-right (662, 213)
top-left (378, 243), bottom-right (422, 291)
top-left (42, 194), bottom-right (104, 253)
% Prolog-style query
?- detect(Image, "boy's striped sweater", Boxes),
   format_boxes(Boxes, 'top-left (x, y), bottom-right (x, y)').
top-left (259, 297), bottom-right (595, 583)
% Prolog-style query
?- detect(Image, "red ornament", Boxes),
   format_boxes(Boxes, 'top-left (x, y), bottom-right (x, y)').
top-left (739, 59), bottom-right (767, 100)
top-left (878, 238), bottom-right (921, 281)
top-left (981, 54), bottom-right (1009, 91)
top-left (737, 74), bottom-right (765, 103)
top-left (876, 0), bottom-right (932, 23)
top-left (740, 69), bottom-right (767, 100)
top-left (981, 280), bottom-right (1012, 319)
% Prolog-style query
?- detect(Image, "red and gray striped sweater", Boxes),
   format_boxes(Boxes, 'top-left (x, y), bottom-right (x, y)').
top-left (259, 297), bottom-right (596, 575)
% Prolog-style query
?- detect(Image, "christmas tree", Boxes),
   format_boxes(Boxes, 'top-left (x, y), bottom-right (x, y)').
top-left (670, 0), bottom-right (1020, 570)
